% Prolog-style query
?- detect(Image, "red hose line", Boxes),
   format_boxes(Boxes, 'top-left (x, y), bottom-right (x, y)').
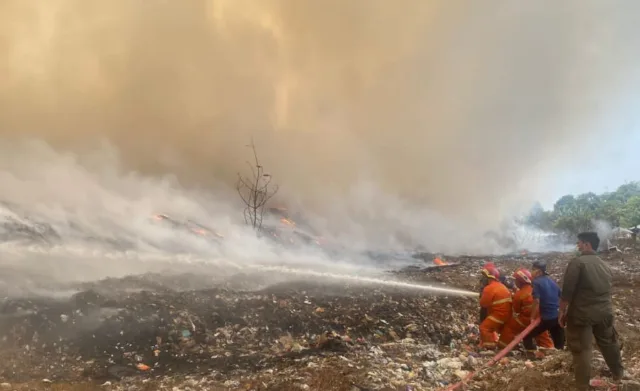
top-left (441, 317), bottom-right (542, 391)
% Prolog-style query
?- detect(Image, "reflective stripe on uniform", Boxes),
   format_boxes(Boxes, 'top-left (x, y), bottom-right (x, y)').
top-left (487, 315), bottom-right (505, 324)
top-left (521, 304), bottom-right (533, 309)
top-left (493, 297), bottom-right (512, 305)
top-left (515, 317), bottom-right (526, 327)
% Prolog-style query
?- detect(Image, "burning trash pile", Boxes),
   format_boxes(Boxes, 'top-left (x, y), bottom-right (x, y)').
top-left (0, 269), bottom-right (479, 390)
top-left (0, 250), bottom-right (638, 390)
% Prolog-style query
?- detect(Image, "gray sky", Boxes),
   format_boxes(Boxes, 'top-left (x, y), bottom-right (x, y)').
top-left (542, 96), bottom-right (640, 208)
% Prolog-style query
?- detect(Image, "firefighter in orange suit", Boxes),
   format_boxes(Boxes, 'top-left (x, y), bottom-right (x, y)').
top-left (479, 266), bottom-right (512, 349)
top-left (498, 268), bottom-right (554, 349)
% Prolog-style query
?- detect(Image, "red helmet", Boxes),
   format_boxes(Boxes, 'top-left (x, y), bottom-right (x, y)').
top-left (481, 265), bottom-right (500, 280)
top-left (513, 268), bottom-right (532, 285)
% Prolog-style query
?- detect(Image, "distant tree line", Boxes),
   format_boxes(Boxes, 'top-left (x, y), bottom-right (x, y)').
top-left (524, 181), bottom-right (640, 236)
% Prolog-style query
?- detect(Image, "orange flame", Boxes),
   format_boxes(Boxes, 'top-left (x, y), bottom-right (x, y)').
top-left (280, 217), bottom-right (296, 227)
top-left (434, 258), bottom-right (448, 266)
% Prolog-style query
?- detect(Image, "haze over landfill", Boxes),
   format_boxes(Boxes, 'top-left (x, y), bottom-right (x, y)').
top-left (1, 3), bottom-right (640, 390)
top-left (1, 0), bottom-right (640, 254)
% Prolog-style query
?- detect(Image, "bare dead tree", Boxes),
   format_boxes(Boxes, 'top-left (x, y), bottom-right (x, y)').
top-left (236, 139), bottom-right (279, 231)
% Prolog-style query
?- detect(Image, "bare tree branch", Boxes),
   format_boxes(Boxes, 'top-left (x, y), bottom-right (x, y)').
top-left (236, 139), bottom-right (279, 231)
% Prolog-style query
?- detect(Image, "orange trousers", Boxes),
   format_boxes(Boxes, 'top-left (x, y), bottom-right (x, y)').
top-left (480, 317), bottom-right (506, 348)
top-left (498, 317), bottom-right (554, 349)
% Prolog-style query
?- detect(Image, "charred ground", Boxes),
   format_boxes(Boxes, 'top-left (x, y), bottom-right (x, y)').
top-left (0, 249), bottom-right (639, 391)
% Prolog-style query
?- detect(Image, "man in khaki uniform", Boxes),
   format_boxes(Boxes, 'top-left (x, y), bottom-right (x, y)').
top-left (559, 232), bottom-right (624, 390)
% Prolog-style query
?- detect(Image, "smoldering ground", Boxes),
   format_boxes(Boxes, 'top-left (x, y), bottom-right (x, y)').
top-left (1, 0), bottom-right (640, 258)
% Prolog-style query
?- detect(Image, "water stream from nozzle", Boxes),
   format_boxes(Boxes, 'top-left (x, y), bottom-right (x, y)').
top-left (246, 264), bottom-right (479, 297)
top-left (0, 244), bottom-right (478, 298)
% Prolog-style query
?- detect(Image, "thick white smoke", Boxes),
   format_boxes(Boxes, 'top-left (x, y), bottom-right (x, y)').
top-left (0, 0), bottom-right (639, 283)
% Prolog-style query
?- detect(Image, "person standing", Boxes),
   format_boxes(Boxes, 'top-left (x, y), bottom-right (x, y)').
top-left (560, 232), bottom-right (624, 390)
top-left (521, 261), bottom-right (565, 353)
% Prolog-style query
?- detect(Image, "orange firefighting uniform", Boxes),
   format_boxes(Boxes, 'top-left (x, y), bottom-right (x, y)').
top-left (498, 284), bottom-right (554, 348)
top-left (479, 279), bottom-right (512, 348)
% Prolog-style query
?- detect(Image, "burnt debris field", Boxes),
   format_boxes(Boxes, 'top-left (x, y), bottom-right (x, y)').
top-left (3, 1), bottom-right (640, 389)
top-left (0, 245), bottom-right (639, 391)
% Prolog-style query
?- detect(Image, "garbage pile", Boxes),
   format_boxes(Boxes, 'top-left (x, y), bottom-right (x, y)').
top-left (0, 250), bottom-right (638, 390)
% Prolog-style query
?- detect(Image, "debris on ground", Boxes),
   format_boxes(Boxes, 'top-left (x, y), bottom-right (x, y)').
top-left (0, 249), bottom-right (638, 390)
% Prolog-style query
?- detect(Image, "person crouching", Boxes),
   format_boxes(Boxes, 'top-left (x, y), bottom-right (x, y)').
top-left (498, 268), bottom-right (555, 350)
top-left (479, 265), bottom-right (512, 349)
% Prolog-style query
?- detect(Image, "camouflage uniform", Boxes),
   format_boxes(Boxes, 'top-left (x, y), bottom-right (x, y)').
top-left (561, 251), bottom-right (624, 390)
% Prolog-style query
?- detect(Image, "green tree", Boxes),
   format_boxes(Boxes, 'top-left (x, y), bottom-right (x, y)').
top-left (621, 195), bottom-right (640, 228)
top-left (551, 194), bottom-right (593, 233)
top-left (596, 193), bottom-right (623, 226)
top-left (614, 182), bottom-right (640, 202)
top-left (523, 181), bottom-right (640, 236)
top-left (525, 202), bottom-right (553, 231)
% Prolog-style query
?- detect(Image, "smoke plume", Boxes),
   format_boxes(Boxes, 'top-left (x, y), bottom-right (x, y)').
top-left (1, 0), bottom-right (639, 255)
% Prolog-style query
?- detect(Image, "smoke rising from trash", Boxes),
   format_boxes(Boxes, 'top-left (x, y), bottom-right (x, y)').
top-left (1, 0), bottom-right (639, 267)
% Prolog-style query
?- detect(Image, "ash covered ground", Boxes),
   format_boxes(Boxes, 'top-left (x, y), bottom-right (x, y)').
top-left (0, 247), bottom-right (639, 391)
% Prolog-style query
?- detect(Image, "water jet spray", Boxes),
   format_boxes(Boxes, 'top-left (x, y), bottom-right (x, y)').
top-left (0, 244), bottom-right (477, 297)
top-left (247, 264), bottom-right (479, 297)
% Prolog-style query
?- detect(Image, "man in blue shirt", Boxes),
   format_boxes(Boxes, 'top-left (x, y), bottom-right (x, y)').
top-left (522, 260), bottom-right (565, 353)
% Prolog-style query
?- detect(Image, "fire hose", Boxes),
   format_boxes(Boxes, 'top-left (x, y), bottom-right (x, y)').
top-left (441, 317), bottom-right (542, 391)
